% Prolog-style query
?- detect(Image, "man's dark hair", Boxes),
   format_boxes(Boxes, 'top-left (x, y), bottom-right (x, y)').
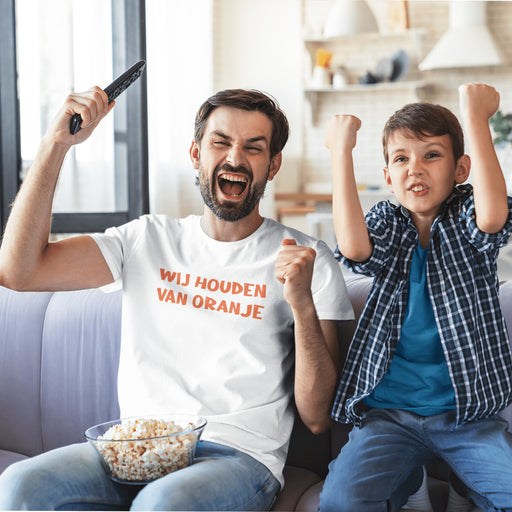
top-left (382, 102), bottom-right (465, 165)
top-left (194, 89), bottom-right (289, 158)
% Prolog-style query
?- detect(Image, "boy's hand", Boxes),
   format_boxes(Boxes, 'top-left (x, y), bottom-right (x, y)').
top-left (459, 83), bottom-right (500, 123)
top-left (459, 82), bottom-right (508, 233)
top-left (275, 239), bottom-right (316, 310)
top-left (324, 114), bottom-right (361, 153)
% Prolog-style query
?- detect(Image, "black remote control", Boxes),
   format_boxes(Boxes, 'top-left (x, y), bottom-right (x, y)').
top-left (69, 60), bottom-right (146, 135)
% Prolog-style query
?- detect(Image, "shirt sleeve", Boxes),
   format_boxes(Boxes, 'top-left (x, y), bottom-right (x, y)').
top-left (90, 217), bottom-right (146, 281)
top-left (337, 201), bottom-right (401, 277)
top-left (460, 194), bottom-right (512, 253)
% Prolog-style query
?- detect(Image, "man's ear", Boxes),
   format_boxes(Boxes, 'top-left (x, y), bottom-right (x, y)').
top-left (383, 166), bottom-right (394, 192)
top-left (267, 152), bottom-right (282, 181)
top-left (189, 139), bottom-right (200, 169)
top-left (455, 154), bottom-right (471, 184)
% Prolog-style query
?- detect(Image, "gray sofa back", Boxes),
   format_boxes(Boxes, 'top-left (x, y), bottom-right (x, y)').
top-left (0, 286), bottom-right (122, 458)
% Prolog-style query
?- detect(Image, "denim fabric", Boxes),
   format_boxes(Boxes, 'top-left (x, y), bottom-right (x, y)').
top-left (0, 441), bottom-right (280, 511)
top-left (319, 409), bottom-right (512, 512)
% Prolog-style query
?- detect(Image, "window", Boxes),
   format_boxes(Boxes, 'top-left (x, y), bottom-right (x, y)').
top-left (0, 0), bottom-right (20, 233)
top-left (0, 0), bottom-right (149, 233)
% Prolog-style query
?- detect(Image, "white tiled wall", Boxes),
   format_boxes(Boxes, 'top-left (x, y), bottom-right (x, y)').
top-left (300, 0), bottom-right (512, 192)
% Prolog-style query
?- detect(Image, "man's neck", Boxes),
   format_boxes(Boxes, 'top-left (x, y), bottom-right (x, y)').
top-left (200, 207), bottom-right (265, 242)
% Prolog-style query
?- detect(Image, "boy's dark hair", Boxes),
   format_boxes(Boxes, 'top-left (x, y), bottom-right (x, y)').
top-left (382, 102), bottom-right (464, 165)
top-left (194, 89), bottom-right (289, 158)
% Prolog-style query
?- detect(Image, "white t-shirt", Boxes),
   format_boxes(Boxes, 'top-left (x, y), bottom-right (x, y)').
top-left (91, 215), bottom-right (353, 485)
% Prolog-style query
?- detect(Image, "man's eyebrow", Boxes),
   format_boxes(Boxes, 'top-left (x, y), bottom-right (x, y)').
top-left (246, 136), bottom-right (269, 146)
top-left (211, 130), bottom-right (232, 140)
top-left (210, 131), bottom-right (269, 146)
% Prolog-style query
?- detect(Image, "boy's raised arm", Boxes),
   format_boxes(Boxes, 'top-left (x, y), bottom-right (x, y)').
top-left (459, 83), bottom-right (509, 233)
top-left (0, 87), bottom-right (115, 291)
top-left (325, 114), bottom-right (372, 262)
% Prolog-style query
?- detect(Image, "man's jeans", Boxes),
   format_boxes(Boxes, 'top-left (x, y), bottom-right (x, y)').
top-left (319, 408), bottom-right (512, 512)
top-left (0, 441), bottom-right (280, 510)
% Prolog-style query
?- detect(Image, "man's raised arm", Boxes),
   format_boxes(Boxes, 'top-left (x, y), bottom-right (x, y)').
top-left (0, 87), bottom-right (115, 291)
top-left (275, 239), bottom-right (340, 434)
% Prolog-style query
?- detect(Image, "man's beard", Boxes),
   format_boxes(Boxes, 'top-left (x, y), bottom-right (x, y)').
top-left (198, 163), bottom-right (269, 222)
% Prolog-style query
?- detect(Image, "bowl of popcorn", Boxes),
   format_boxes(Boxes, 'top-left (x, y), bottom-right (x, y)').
top-left (85, 414), bottom-right (207, 484)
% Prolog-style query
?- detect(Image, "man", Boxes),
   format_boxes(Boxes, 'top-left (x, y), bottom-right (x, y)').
top-left (0, 86), bottom-right (353, 510)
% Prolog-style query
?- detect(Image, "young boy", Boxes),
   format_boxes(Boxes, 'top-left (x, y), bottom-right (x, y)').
top-left (320, 83), bottom-right (512, 512)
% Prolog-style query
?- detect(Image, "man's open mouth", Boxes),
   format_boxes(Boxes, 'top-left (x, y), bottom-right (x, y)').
top-left (218, 172), bottom-right (249, 197)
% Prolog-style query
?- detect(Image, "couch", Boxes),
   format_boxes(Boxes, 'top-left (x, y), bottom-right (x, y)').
top-left (0, 274), bottom-right (511, 511)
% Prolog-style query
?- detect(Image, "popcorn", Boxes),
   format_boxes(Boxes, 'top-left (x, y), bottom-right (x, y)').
top-left (91, 418), bottom-right (198, 482)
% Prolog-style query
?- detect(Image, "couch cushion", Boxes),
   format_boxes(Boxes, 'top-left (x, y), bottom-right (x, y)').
top-left (0, 450), bottom-right (29, 474)
top-left (295, 480), bottom-right (322, 512)
top-left (343, 274), bottom-right (373, 319)
top-left (271, 466), bottom-right (322, 511)
top-left (0, 287), bottom-right (53, 457)
top-left (339, 274), bottom-right (372, 365)
top-left (40, 287), bottom-right (122, 452)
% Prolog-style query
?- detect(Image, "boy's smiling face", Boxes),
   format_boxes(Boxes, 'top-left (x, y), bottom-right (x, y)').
top-left (383, 129), bottom-right (470, 228)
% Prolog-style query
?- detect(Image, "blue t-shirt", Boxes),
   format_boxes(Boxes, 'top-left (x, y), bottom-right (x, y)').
top-left (364, 243), bottom-right (456, 415)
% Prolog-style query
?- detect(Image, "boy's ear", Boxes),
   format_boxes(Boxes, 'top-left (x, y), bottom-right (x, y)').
top-left (455, 154), bottom-right (471, 184)
top-left (383, 166), bottom-right (394, 192)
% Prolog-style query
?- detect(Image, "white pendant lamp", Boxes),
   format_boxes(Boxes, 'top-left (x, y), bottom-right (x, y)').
top-left (323, 0), bottom-right (379, 37)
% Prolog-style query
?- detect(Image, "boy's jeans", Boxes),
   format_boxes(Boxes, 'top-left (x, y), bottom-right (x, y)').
top-left (319, 408), bottom-right (512, 512)
top-left (0, 441), bottom-right (280, 510)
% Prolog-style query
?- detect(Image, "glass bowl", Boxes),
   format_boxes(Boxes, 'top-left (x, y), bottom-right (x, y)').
top-left (85, 414), bottom-right (207, 484)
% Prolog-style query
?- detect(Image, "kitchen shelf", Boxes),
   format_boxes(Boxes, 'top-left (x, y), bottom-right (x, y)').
top-left (303, 28), bottom-right (427, 49)
top-left (305, 79), bottom-right (431, 125)
top-left (303, 27), bottom-right (430, 125)
top-left (305, 79), bottom-right (428, 94)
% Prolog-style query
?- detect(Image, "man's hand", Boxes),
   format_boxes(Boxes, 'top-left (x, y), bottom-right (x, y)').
top-left (324, 114), bottom-right (361, 154)
top-left (45, 86), bottom-right (113, 148)
top-left (275, 239), bottom-right (316, 310)
top-left (459, 83), bottom-right (500, 124)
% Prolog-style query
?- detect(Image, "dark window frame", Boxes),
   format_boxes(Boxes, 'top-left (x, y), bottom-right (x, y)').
top-left (0, 0), bottom-right (21, 233)
top-left (0, 0), bottom-right (149, 234)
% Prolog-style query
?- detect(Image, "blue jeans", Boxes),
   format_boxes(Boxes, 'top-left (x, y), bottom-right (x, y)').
top-left (0, 441), bottom-right (280, 510)
top-left (319, 408), bottom-right (512, 512)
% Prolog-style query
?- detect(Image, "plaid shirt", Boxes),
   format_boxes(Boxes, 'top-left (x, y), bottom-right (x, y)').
top-left (333, 184), bottom-right (512, 427)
